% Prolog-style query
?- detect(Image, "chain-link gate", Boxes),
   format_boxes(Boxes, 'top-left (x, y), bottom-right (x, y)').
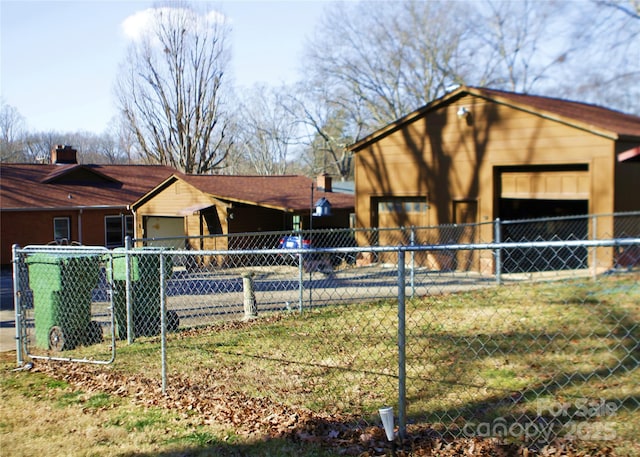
top-left (13, 245), bottom-right (115, 364)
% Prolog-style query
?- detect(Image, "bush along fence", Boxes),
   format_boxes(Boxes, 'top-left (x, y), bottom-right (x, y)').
top-left (11, 211), bottom-right (640, 448)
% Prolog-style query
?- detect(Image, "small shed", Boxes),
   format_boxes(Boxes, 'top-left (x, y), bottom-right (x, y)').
top-left (130, 173), bottom-right (354, 254)
top-left (349, 86), bottom-right (640, 272)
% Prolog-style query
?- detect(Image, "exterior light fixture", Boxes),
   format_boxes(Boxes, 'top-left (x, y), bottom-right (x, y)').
top-left (457, 106), bottom-right (470, 119)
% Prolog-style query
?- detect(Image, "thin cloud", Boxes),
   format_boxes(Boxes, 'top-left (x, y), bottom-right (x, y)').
top-left (121, 8), bottom-right (154, 42)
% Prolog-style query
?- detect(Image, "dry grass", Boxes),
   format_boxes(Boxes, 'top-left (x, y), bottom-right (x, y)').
top-left (1, 272), bottom-right (639, 456)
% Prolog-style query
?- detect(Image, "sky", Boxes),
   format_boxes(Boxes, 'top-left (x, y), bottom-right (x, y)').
top-left (0, 0), bottom-right (332, 134)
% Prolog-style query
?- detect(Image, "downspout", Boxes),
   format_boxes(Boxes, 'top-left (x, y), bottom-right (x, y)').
top-left (128, 205), bottom-right (137, 242)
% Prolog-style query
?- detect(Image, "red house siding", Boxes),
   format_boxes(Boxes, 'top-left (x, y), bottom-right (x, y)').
top-left (0, 208), bottom-right (131, 264)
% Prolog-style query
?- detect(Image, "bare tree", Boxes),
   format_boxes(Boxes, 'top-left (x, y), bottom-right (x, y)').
top-left (596, 0), bottom-right (640, 19)
top-left (59, 131), bottom-right (130, 164)
top-left (554, 0), bottom-right (640, 114)
top-left (301, 0), bottom-right (639, 141)
top-left (105, 116), bottom-right (140, 164)
top-left (0, 100), bottom-right (27, 162)
top-left (23, 132), bottom-right (62, 163)
top-left (304, 1), bottom-right (471, 134)
top-left (470, 0), bottom-right (574, 92)
top-left (115, 3), bottom-right (233, 174)
top-left (235, 84), bottom-right (299, 175)
top-left (284, 83), bottom-right (357, 180)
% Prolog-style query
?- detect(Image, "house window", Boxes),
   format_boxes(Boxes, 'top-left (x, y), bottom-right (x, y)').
top-left (292, 215), bottom-right (301, 231)
top-left (105, 215), bottom-right (133, 248)
top-left (53, 217), bottom-right (71, 243)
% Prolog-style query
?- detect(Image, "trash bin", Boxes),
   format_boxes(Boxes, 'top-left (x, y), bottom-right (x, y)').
top-left (26, 251), bottom-right (102, 351)
top-left (111, 248), bottom-right (179, 338)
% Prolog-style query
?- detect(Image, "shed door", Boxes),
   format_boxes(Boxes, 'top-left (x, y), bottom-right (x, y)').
top-left (144, 216), bottom-right (185, 248)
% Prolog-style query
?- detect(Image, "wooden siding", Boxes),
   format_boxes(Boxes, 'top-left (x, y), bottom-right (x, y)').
top-left (134, 179), bottom-right (220, 240)
top-left (356, 95), bottom-right (617, 227)
top-left (354, 93), bottom-right (635, 272)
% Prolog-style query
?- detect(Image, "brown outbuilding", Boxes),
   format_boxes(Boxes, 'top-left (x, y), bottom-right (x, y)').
top-left (349, 86), bottom-right (640, 272)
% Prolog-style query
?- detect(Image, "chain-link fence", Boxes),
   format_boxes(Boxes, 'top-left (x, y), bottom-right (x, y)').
top-left (12, 212), bottom-right (640, 448)
top-left (12, 245), bottom-right (115, 364)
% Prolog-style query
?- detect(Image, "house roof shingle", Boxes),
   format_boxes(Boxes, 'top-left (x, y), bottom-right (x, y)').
top-left (137, 174), bottom-right (354, 213)
top-left (349, 86), bottom-right (640, 151)
top-left (0, 163), bottom-right (176, 210)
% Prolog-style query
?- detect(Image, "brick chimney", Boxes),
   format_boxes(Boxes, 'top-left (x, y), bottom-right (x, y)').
top-left (316, 173), bottom-right (332, 192)
top-left (51, 145), bottom-right (78, 165)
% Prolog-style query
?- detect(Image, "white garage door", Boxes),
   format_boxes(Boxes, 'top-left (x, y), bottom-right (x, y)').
top-left (145, 216), bottom-right (185, 248)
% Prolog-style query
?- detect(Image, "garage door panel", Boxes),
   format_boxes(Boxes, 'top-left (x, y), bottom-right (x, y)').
top-left (501, 171), bottom-right (589, 200)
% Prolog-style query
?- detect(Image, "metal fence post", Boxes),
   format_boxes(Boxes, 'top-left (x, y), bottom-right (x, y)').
top-left (410, 227), bottom-right (416, 298)
top-left (397, 249), bottom-right (407, 440)
top-left (125, 236), bottom-right (134, 344)
top-left (298, 253), bottom-right (304, 314)
top-left (12, 244), bottom-right (23, 366)
top-left (592, 215), bottom-right (598, 279)
top-left (494, 218), bottom-right (502, 285)
top-left (160, 251), bottom-right (167, 395)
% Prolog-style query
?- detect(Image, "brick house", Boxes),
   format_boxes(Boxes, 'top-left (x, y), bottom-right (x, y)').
top-left (0, 146), bottom-right (175, 266)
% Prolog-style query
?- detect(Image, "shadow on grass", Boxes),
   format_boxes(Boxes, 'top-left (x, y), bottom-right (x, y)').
top-left (403, 283), bottom-right (639, 445)
top-left (118, 439), bottom-right (336, 457)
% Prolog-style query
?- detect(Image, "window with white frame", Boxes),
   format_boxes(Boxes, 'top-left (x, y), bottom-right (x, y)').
top-left (53, 217), bottom-right (71, 243)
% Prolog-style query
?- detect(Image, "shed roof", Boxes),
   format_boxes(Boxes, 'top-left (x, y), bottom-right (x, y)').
top-left (0, 163), bottom-right (176, 210)
top-left (349, 86), bottom-right (640, 151)
top-left (134, 174), bottom-right (354, 213)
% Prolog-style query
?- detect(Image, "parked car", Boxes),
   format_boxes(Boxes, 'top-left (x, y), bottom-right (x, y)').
top-left (277, 235), bottom-right (311, 265)
top-left (278, 235), bottom-right (311, 250)
top-left (277, 233), bottom-right (357, 268)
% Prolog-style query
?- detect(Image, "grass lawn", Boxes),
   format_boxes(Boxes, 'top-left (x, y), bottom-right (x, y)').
top-left (1, 272), bottom-right (638, 456)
